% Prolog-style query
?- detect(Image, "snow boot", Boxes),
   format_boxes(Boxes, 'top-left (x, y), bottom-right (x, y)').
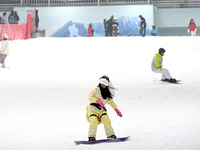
top-left (88, 137), bottom-right (96, 141)
top-left (108, 135), bottom-right (117, 139)
top-left (169, 78), bottom-right (177, 83)
top-left (162, 78), bottom-right (169, 82)
top-left (1, 63), bottom-right (5, 68)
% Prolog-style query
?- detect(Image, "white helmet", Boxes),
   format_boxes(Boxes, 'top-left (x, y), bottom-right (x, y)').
top-left (3, 34), bottom-right (8, 39)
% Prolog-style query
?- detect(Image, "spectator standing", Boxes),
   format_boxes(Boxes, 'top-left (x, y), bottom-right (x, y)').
top-left (112, 18), bottom-right (119, 37)
top-left (139, 15), bottom-right (146, 37)
top-left (0, 34), bottom-right (10, 68)
top-left (103, 19), bottom-right (108, 36)
top-left (151, 25), bottom-right (158, 36)
top-left (0, 14), bottom-right (2, 24)
top-left (87, 23), bottom-right (94, 37)
top-left (35, 9), bottom-right (39, 32)
top-left (106, 15), bottom-right (114, 37)
top-left (2, 11), bottom-right (7, 24)
top-left (8, 11), bottom-right (16, 24)
top-left (14, 11), bottom-right (20, 24)
top-left (188, 19), bottom-right (197, 36)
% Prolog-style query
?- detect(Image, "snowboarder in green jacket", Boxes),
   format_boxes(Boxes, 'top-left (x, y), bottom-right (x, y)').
top-left (151, 48), bottom-right (177, 83)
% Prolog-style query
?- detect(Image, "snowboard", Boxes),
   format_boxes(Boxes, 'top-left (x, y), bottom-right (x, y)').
top-left (74, 136), bottom-right (130, 145)
top-left (161, 79), bottom-right (181, 84)
top-left (0, 67), bottom-right (10, 69)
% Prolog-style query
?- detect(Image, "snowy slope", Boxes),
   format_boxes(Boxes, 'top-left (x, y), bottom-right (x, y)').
top-left (0, 36), bottom-right (200, 150)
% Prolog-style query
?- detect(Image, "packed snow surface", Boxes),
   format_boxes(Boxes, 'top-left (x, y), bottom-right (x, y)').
top-left (0, 36), bottom-right (200, 150)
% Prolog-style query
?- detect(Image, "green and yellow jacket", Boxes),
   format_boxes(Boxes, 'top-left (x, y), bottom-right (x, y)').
top-left (151, 52), bottom-right (163, 71)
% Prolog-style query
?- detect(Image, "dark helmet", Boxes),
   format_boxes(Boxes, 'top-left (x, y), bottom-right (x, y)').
top-left (139, 15), bottom-right (142, 18)
top-left (159, 48), bottom-right (165, 54)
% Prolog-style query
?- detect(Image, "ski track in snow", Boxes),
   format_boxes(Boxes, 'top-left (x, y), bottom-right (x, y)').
top-left (0, 36), bottom-right (200, 150)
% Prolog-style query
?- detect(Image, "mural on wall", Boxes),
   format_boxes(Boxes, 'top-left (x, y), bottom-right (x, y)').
top-left (49, 16), bottom-right (151, 37)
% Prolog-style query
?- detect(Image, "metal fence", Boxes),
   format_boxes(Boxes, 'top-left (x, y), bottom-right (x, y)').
top-left (151, 0), bottom-right (200, 8)
top-left (0, 0), bottom-right (200, 11)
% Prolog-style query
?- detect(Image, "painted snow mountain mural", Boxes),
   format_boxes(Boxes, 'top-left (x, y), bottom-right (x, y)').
top-left (50, 16), bottom-right (151, 37)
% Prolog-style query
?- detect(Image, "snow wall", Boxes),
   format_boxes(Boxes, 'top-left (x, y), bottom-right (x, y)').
top-left (13, 5), bottom-right (155, 37)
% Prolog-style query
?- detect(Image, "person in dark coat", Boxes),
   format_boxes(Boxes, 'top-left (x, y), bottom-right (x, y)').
top-left (139, 15), bottom-right (146, 37)
top-left (8, 11), bottom-right (16, 24)
top-left (106, 15), bottom-right (114, 37)
top-left (35, 9), bottom-right (39, 32)
top-left (0, 14), bottom-right (2, 24)
top-left (103, 19), bottom-right (108, 36)
top-left (14, 11), bottom-right (20, 24)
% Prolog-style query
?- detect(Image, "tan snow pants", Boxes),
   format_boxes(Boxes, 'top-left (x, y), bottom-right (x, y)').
top-left (87, 111), bottom-right (115, 138)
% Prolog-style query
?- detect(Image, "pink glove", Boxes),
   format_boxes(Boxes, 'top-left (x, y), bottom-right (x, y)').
top-left (115, 108), bottom-right (122, 117)
top-left (97, 99), bottom-right (104, 108)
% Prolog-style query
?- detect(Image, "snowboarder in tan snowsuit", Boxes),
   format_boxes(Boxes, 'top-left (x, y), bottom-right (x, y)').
top-left (86, 75), bottom-right (122, 141)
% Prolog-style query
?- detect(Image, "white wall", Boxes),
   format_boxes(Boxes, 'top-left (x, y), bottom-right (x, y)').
top-left (157, 8), bottom-right (200, 27)
top-left (153, 7), bottom-right (158, 29)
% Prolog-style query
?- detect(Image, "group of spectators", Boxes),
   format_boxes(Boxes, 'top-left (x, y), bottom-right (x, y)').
top-left (87, 15), bottom-right (119, 37)
top-left (139, 15), bottom-right (158, 37)
top-left (0, 10), bottom-right (20, 24)
top-left (87, 15), bottom-right (158, 37)
top-left (104, 15), bottom-right (119, 37)
top-left (1, 11), bottom-right (194, 36)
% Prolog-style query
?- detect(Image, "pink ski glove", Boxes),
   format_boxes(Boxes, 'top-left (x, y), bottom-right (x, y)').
top-left (97, 99), bottom-right (104, 108)
top-left (115, 108), bottom-right (122, 117)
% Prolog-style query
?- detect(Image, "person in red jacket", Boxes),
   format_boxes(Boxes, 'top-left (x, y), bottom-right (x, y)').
top-left (188, 19), bottom-right (197, 36)
top-left (87, 23), bottom-right (94, 37)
